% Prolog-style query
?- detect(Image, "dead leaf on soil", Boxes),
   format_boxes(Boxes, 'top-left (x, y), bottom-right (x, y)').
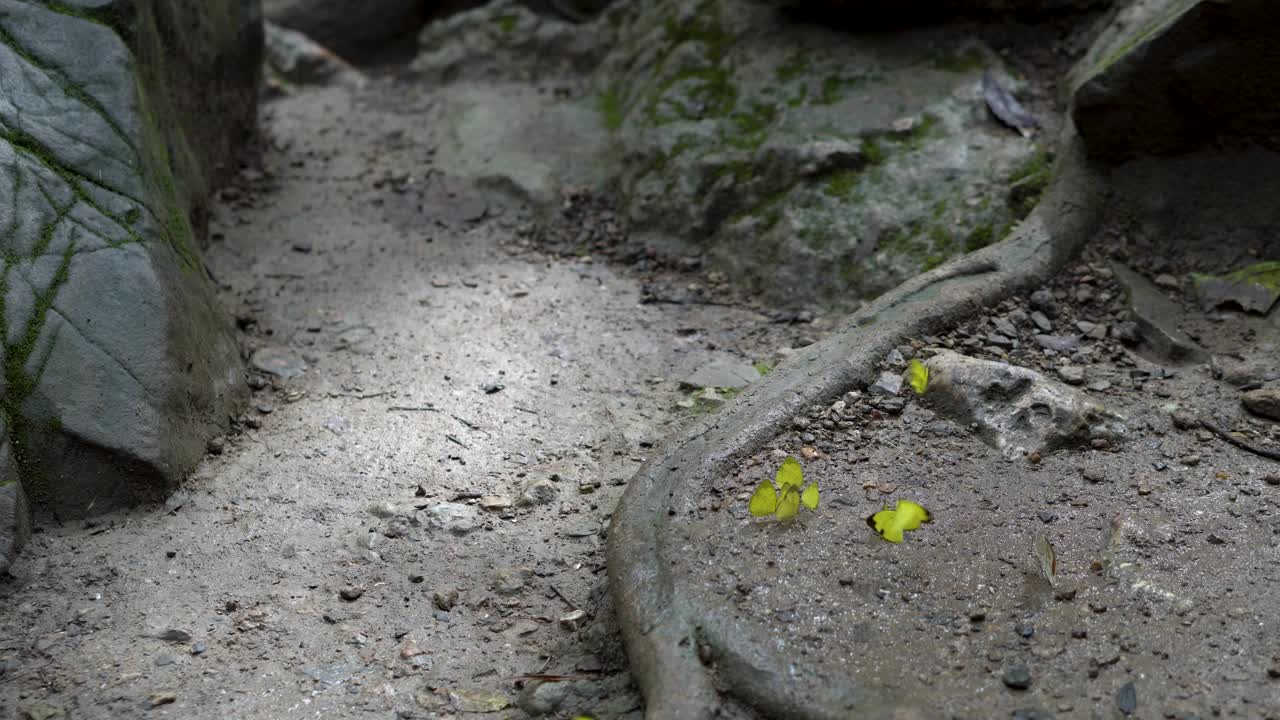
top-left (982, 70), bottom-right (1038, 137)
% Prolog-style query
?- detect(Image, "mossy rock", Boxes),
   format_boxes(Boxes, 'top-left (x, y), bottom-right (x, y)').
top-left (597, 0), bottom-right (1046, 308)
top-left (0, 0), bottom-right (258, 526)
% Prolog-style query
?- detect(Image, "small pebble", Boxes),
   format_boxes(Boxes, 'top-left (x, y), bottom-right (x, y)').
top-left (433, 589), bottom-right (458, 611)
top-left (1003, 666), bottom-right (1032, 690)
top-left (339, 587), bottom-right (364, 602)
top-left (1116, 681), bottom-right (1137, 715)
top-left (191, 642), bottom-right (206, 655)
top-left (1179, 455), bottom-right (1201, 467)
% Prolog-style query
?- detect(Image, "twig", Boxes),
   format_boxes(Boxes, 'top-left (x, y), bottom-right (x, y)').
top-left (1200, 418), bottom-right (1280, 461)
top-left (329, 391), bottom-right (390, 400)
top-left (549, 584), bottom-right (578, 611)
top-left (446, 434), bottom-right (470, 449)
top-left (513, 405), bottom-right (538, 415)
top-left (452, 414), bottom-right (491, 436)
top-left (510, 673), bottom-right (600, 682)
top-left (388, 405), bottom-right (438, 412)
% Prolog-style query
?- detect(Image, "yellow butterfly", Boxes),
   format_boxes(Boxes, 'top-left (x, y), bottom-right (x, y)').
top-left (866, 499), bottom-right (931, 543)
top-left (904, 358), bottom-right (929, 394)
top-left (749, 456), bottom-right (819, 519)
top-left (1034, 533), bottom-right (1056, 586)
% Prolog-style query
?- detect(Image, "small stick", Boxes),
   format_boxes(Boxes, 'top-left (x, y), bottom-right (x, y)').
top-left (329, 391), bottom-right (390, 400)
top-left (1200, 418), bottom-right (1280, 461)
top-left (452, 414), bottom-right (491, 436)
top-left (446, 434), bottom-right (470, 449)
top-left (387, 405), bottom-right (439, 412)
top-left (550, 584), bottom-right (578, 611)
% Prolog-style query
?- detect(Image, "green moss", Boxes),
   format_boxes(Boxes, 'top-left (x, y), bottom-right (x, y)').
top-left (598, 88), bottom-right (626, 131)
top-left (754, 362), bottom-right (772, 375)
top-left (923, 225), bottom-right (955, 270)
top-left (495, 13), bottom-right (518, 34)
top-left (817, 75), bottom-right (843, 105)
top-left (927, 45), bottom-right (987, 73)
top-left (861, 137), bottom-right (886, 165)
top-left (964, 222), bottom-right (995, 252)
top-left (726, 101), bottom-right (777, 150)
top-left (900, 112), bottom-right (941, 150)
top-left (1007, 147), bottom-right (1052, 219)
top-left (824, 168), bottom-right (860, 198)
top-left (645, 65), bottom-right (738, 125)
top-left (775, 50), bottom-right (811, 83)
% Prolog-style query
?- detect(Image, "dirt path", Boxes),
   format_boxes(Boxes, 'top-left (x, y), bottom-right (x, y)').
top-left (0, 77), bottom-right (802, 719)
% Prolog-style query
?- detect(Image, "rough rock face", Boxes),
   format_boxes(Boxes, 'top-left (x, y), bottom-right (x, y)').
top-left (413, 0), bottom-right (1049, 308)
top-left (265, 20), bottom-right (366, 87)
top-left (1071, 0), bottom-right (1280, 162)
top-left (757, 0), bottom-right (1112, 23)
top-left (0, 0), bottom-right (259, 568)
top-left (265, 0), bottom-right (431, 57)
top-left (924, 350), bottom-right (1126, 457)
top-left (600, 0), bottom-right (1050, 307)
top-left (0, 475), bottom-right (29, 573)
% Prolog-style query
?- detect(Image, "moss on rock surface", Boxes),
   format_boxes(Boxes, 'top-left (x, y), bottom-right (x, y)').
top-left (595, 0), bottom-right (1046, 307)
top-left (410, 0), bottom-right (1052, 308)
top-left (0, 0), bottom-right (258, 537)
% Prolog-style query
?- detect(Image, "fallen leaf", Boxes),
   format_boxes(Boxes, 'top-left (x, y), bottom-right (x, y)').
top-left (982, 69), bottom-right (1038, 137)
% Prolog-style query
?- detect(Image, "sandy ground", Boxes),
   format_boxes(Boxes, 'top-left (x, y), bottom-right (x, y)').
top-left (0, 77), bottom-right (806, 719)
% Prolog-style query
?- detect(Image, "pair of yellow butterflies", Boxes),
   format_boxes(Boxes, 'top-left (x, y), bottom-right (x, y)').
top-left (748, 457), bottom-right (930, 544)
top-left (749, 457), bottom-right (819, 519)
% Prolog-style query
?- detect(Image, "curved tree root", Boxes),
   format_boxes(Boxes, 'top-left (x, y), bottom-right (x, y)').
top-left (605, 125), bottom-right (1110, 720)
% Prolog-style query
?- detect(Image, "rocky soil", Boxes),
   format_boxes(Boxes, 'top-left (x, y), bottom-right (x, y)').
top-left (697, 240), bottom-right (1280, 719)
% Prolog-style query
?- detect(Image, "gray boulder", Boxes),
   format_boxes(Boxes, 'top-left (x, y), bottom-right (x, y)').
top-left (1071, 0), bottom-right (1280, 162)
top-left (265, 0), bottom-right (430, 57)
top-left (265, 20), bottom-right (366, 87)
top-left (0, 0), bottom-right (259, 558)
top-left (1, 472), bottom-right (29, 574)
top-left (599, 0), bottom-right (1048, 307)
top-left (924, 350), bottom-right (1126, 457)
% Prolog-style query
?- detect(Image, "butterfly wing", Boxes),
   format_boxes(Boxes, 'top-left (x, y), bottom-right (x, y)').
top-left (894, 500), bottom-right (931, 530)
top-left (867, 500), bottom-right (931, 543)
top-left (800, 481), bottom-right (819, 510)
top-left (775, 487), bottom-right (801, 519)
top-left (748, 480), bottom-right (778, 517)
top-left (1035, 533), bottom-right (1057, 585)
top-left (905, 359), bottom-right (929, 395)
top-left (867, 507), bottom-right (904, 543)
top-left (776, 456), bottom-right (804, 491)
